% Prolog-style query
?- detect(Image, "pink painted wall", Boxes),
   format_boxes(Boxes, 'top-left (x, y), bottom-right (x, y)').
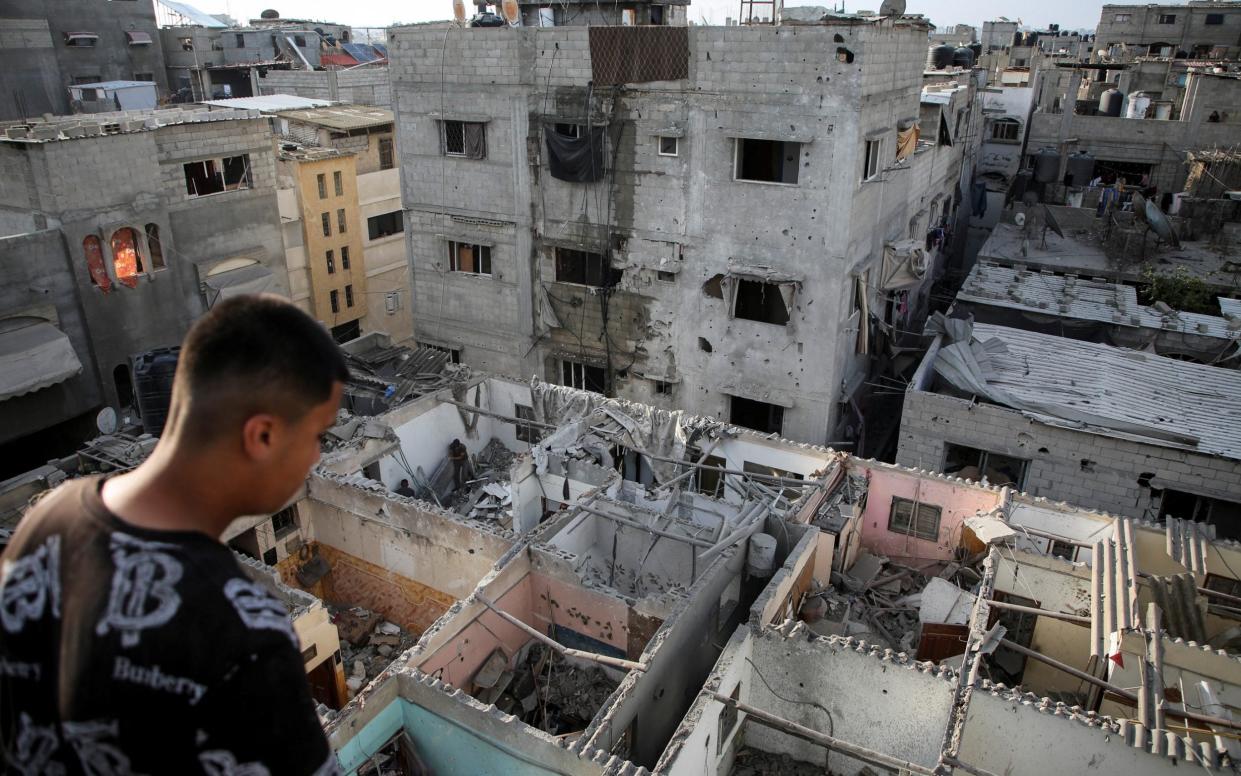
top-left (853, 463), bottom-right (1004, 564)
top-left (415, 572), bottom-right (632, 688)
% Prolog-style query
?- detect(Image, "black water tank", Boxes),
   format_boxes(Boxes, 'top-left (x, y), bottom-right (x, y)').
top-left (953, 46), bottom-right (975, 68)
top-left (931, 44), bottom-right (955, 69)
top-left (1099, 88), bottom-right (1123, 117)
top-left (1066, 151), bottom-right (1095, 186)
top-left (1011, 169), bottom-right (1033, 202)
top-left (1033, 147), bottom-right (1061, 183)
top-left (133, 346), bottom-right (180, 436)
top-left (970, 42), bottom-right (982, 59)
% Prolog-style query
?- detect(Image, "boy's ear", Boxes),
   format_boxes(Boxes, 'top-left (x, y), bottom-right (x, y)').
top-left (241, 414), bottom-right (278, 460)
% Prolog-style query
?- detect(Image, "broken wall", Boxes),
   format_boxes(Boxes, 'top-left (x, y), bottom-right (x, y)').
top-left (851, 460), bottom-right (1004, 564)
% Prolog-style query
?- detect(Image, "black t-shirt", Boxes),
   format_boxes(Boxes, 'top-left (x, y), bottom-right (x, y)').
top-left (0, 477), bottom-right (339, 775)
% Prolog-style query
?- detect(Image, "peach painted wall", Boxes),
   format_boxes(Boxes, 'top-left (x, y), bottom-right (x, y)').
top-left (853, 463), bottom-right (1004, 564)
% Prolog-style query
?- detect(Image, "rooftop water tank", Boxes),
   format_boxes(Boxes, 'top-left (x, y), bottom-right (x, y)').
top-left (931, 44), bottom-right (955, 69)
top-left (952, 46), bottom-right (975, 68)
top-left (1066, 151), bottom-right (1095, 187)
top-left (1126, 91), bottom-right (1152, 119)
top-left (133, 347), bottom-right (180, 436)
top-left (1033, 147), bottom-right (1061, 183)
top-left (747, 534), bottom-right (777, 579)
top-left (1100, 88), bottom-right (1123, 117)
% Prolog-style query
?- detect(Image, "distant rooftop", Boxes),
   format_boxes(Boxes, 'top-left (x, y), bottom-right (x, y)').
top-left (203, 94), bottom-right (334, 111)
top-left (275, 105), bottom-right (394, 131)
top-left (68, 80), bottom-right (158, 90)
top-left (2, 106), bottom-right (261, 144)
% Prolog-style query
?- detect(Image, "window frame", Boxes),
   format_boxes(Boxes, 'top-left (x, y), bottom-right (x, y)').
top-left (326, 249), bottom-right (335, 274)
top-left (337, 209), bottom-right (347, 234)
top-left (514, 404), bottom-right (540, 443)
top-left (317, 173), bottom-right (327, 199)
top-left (378, 137), bottom-right (395, 170)
top-left (733, 137), bottom-right (801, 185)
top-left (887, 496), bottom-right (942, 542)
top-left (345, 284), bottom-right (354, 308)
top-left (1205, 13), bottom-right (1224, 24)
top-left (334, 170), bottom-right (344, 196)
top-left (553, 247), bottom-right (615, 287)
top-left (441, 120), bottom-right (486, 159)
top-left (1157, 13), bottom-right (1176, 24)
top-left (367, 210), bottom-right (404, 241)
top-left (183, 154), bottom-right (252, 198)
top-left (447, 240), bottom-right (493, 275)
top-left (862, 138), bottom-right (882, 181)
top-left (990, 118), bottom-right (1021, 143)
top-left (329, 289), bottom-right (340, 314)
top-left (560, 359), bottom-right (606, 393)
top-left (731, 279), bottom-right (792, 326)
top-left (321, 212), bottom-right (332, 237)
top-left (658, 135), bottom-right (679, 157)
top-left (341, 245), bottom-right (350, 270)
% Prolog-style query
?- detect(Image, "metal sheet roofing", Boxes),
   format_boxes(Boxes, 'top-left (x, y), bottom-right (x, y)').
top-left (274, 105), bottom-right (394, 130)
top-left (202, 94), bottom-right (333, 111)
top-left (1221, 297), bottom-right (1241, 320)
top-left (932, 320), bottom-right (1241, 461)
top-left (159, 0), bottom-right (228, 27)
top-left (69, 81), bottom-right (157, 90)
top-left (958, 261), bottom-right (1241, 340)
top-left (340, 42), bottom-right (382, 63)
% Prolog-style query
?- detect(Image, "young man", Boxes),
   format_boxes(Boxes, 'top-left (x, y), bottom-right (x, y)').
top-left (448, 439), bottom-right (469, 491)
top-left (0, 296), bottom-right (348, 775)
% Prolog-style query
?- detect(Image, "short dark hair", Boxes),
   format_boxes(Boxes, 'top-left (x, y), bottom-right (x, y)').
top-left (173, 296), bottom-right (349, 439)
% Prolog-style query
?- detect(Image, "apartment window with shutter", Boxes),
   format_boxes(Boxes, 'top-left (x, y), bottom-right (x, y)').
top-left (330, 290), bottom-right (340, 313)
top-left (317, 173), bottom-right (327, 199)
top-left (320, 212), bottom-right (331, 237)
top-left (379, 137), bottom-right (395, 169)
top-left (341, 246), bottom-right (350, 270)
top-left (337, 209), bottom-right (346, 234)
top-left (334, 170), bottom-right (343, 196)
top-left (326, 249), bottom-right (335, 274)
top-left (888, 496), bottom-right (942, 541)
top-left (345, 285), bottom-right (354, 308)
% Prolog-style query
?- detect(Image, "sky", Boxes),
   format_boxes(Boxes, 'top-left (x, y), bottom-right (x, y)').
top-left (209, 0), bottom-right (1167, 35)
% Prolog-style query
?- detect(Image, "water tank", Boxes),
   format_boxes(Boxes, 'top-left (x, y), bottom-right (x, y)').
top-left (931, 44), bottom-right (955, 69)
top-left (952, 46), bottom-right (975, 68)
top-left (969, 42), bottom-right (982, 59)
top-left (1126, 91), bottom-right (1152, 119)
top-left (260, 9), bottom-right (280, 19)
top-left (133, 346), bottom-right (180, 436)
top-left (1153, 101), bottom-right (1173, 120)
top-left (746, 533), bottom-right (777, 578)
top-left (1011, 169), bottom-right (1033, 202)
top-left (1099, 88), bottom-right (1123, 117)
top-left (1065, 151), bottom-right (1095, 186)
top-left (1033, 147), bottom-right (1061, 183)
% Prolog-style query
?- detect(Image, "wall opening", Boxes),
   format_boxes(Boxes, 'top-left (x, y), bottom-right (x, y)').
top-left (113, 363), bottom-right (134, 410)
top-left (729, 395), bottom-right (784, 434)
top-left (560, 359), bottom-right (606, 393)
top-left (448, 241), bottom-right (492, 275)
top-left (144, 223), bottom-right (165, 269)
top-left (733, 280), bottom-right (791, 325)
top-left (554, 247), bottom-right (619, 287)
top-left (734, 138), bottom-right (800, 184)
top-left (942, 443), bottom-right (1028, 487)
top-left (110, 227), bottom-right (143, 283)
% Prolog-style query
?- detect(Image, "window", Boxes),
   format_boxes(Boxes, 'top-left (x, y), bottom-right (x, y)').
top-left (321, 212), bottom-right (331, 237)
top-left (326, 249), bottom-right (335, 274)
top-left (729, 395), bottom-right (784, 434)
top-left (514, 404), bottom-right (539, 443)
top-left (110, 228), bottom-right (143, 282)
top-left (888, 496), bottom-right (942, 541)
top-left (692, 452), bottom-right (727, 497)
top-left (1049, 540), bottom-right (1077, 561)
top-left (64, 33), bottom-right (98, 47)
top-left (441, 120), bottom-right (486, 159)
top-left (1157, 14), bottom-right (1176, 23)
top-left (862, 139), bottom-right (881, 180)
top-left (341, 246), bottom-right (350, 270)
top-left (1157, 488), bottom-right (1241, 540)
top-left (345, 285), bottom-right (354, 308)
top-left (657, 270), bottom-right (675, 282)
top-left (733, 279), bottom-right (791, 325)
top-left (943, 443), bottom-right (1028, 487)
top-left (133, 72), bottom-right (154, 82)
top-left (334, 171), bottom-right (343, 196)
top-left (367, 211), bottom-right (403, 240)
top-left (183, 155), bottom-right (251, 197)
top-left (301, 644), bottom-right (318, 664)
top-left (330, 290), bottom-right (340, 314)
top-left (235, 33), bottom-right (245, 47)
top-left (424, 343), bottom-right (461, 363)
top-left (554, 247), bottom-right (618, 287)
top-left (1204, 573), bottom-right (1241, 600)
top-left (658, 136), bottom-right (678, 157)
top-left (72, 75), bottom-right (101, 86)
top-left (448, 241), bottom-right (492, 275)
top-left (144, 223), bottom-right (165, 269)
top-left (560, 360), bottom-right (606, 393)
top-left (554, 123), bottom-right (581, 139)
top-left (384, 291), bottom-right (401, 314)
top-left (990, 118), bottom-right (1020, 142)
top-left (1113, 13), bottom-right (1131, 22)
top-left (317, 173), bottom-right (327, 199)
top-left (653, 380), bottom-right (672, 395)
top-left (271, 506), bottom-right (297, 539)
top-left (379, 137), bottom-right (395, 170)
top-left (180, 37), bottom-right (194, 51)
top-left (734, 138), bottom-right (800, 184)
top-left (1206, 13), bottom-right (1224, 24)
top-left (337, 209), bottom-right (347, 234)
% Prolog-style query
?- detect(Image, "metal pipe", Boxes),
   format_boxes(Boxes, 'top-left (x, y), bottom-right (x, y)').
top-left (435, 398), bottom-right (558, 429)
top-left (941, 755), bottom-right (1003, 776)
top-left (574, 504), bottom-right (714, 548)
top-left (476, 594), bottom-right (646, 673)
top-left (987, 598), bottom-right (1091, 624)
top-left (711, 692), bottom-right (937, 776)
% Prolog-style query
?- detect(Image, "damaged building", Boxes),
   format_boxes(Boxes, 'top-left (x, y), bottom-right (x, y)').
top-left (389, 3), bottom-right (983, 454)
top-left (0, 105), bottom-right (286, 472)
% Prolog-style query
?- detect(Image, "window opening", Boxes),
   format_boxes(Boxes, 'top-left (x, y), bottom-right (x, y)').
top-left (84, 235), bottom-right (110, 290)
top-left (888, 496), bottom-right (942, 541)
top-left (515, 404), bottom-right (539, 443)
top-left (732, 279), bottom-right (791, 325)
top-left (183, 155), bottom-right (251, 197)
top-left (863, 139), bottom-right (881, 180)
top-left (334, 171), bottom-right (343, 196)
top-left (110, 227), bottom-right (143, 285)
top-left (330, 290), bottom-right (340, 314)
top-left (442, 120), bottom-right (486, 159)
top-left (657, 270), bottom-right (675, 282)
top-left (379, 137), bottom-right (395, 169)
top-left (1206, 13), bottom-right (1224, 24)
top-left (326, 250), bottom-right (335, 274)
top-left (272, 506), bottom-right (297, 539)
top-left (561, 360), bottom-right (606, 393)
top-left (1157, 14), bottom-right (1176, 23)
top-left (235, 33), bottom-right (245, 47)
top-left (317, 173), bottom-right (327, 199)
top-left (448, 241), bottom-right (492, 274)
top-left (341, 246), bottom-right (350, 270)
top-left (144, 223), bottom-right (164, 269)
top-left (113, 364), bottom-right (134, 409)
top-left (729, 395), bottom-right (784, 434)
top-left (991, 118), bottom-right (1020, 142)
top-left (368, 211), bottom-right (403, 240)
top-left (345, 285), bottom-right (354, 308)
top-left (658, 136), bottom-right (678, 156)
top-left (554, 123), bottom-right (581, 139)
top-left (1157, 488), bottom-right (1241, 541)
top-left (321, 212), bottom-right (331, 237)
top-left (554, 247), bottom-right (618, 286)
top-left (337, 209), bottom-right (346, 234)
top-left (734, 138), bottom-right (800, 184)
top-left (942, 443), bottom-right (1028, 487)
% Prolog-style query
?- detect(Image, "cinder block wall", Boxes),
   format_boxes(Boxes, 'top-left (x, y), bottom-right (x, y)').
top-left (896, 389), bottom-right (1241, 520)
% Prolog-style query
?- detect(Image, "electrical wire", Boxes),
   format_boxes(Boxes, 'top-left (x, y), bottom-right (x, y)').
top-left (743, 656), bottom-right (835, 769)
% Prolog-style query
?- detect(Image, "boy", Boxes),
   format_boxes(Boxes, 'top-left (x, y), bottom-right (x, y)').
top-left (1, 296), bottom-right (348, 775)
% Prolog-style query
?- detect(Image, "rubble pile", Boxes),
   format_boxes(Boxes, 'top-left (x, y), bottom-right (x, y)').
top-left (330, 605), bottom-right (417, 695)
top-left (451, 437), bottom-right (517, 524)
top-left (472, 645), bottom-right (621, 736)
top-left (730, 748), bottom-right (826, 775)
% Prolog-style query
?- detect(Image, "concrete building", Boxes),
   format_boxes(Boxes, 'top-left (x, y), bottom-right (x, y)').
top-left (929, 23), bottom-right (977, 47)
top-left (266, 104), bottom-right (408, 343)
top-left (389, 13), bottom-right (981, 454)
top-left (0, 106), bottom-right (287, 459)
top-left (897, 318), bottom-right (1241, 533)
top-left (255, 67), bottom-right (392, 107)
top-left (1094, 2), bottom-right (1241, 60)
top-left (981, 19), bottom-right (1020, 52)
top-left (0, 0), bottom-right (166, 120)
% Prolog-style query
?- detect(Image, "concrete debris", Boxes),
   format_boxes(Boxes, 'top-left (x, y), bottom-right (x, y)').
top-left (479, 645), bottom-right (623, 736)
top-left (730, 747), bottom-right (825, 775)
top-left (909, 577), bottom-right (977, 626)
top-left (330, 604), bottom-right (417, 696)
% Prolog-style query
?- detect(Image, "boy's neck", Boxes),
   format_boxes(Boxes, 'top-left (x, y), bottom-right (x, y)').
top-left (101, 444), bottom-right (238, 539)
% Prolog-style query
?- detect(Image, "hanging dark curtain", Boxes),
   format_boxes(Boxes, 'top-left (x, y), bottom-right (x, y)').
top-left (544, 124), bottom-right (606, 182)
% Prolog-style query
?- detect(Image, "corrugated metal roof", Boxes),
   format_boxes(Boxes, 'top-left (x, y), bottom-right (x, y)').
top-left (934, 321), bottom-right (1241, 461)
top-left (1221, 297), bottom-right (1241, 320)
top-left (202, 94), bottom-right (333, 111)
top-left (959, 262), bottom-right (1240, 340)
top-left (158, 0), bottom-right (228, 27)
top-left (70, 80), bottom-right (155, 90)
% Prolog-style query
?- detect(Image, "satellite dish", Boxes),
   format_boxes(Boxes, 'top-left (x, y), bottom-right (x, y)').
top-left (501, 0), bottom-right (519, 24)
top-left (1041, 205), bottom-right (1065, 238)
top-left (96, 407), bottom-right (118, 435)
top-left (1014, 212), bottom-right (1027, 227)
top-left (1144, 198), bottom-right (1181, 249)
top-left (879, 0), bottom-right (906, 15)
